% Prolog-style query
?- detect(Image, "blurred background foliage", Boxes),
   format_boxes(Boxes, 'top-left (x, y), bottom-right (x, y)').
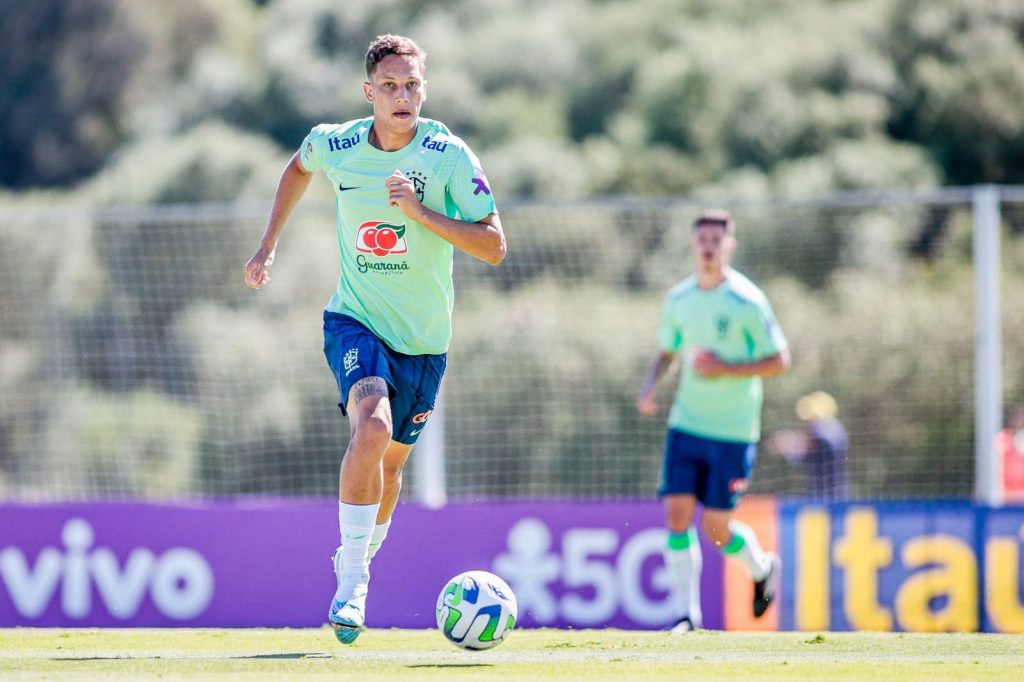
top-left (1, 0), bottom-right (1023, 500)
top-left (2, 0), bottom-right (1024, 197)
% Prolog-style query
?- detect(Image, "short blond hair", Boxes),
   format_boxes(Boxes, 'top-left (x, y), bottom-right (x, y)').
top-left (796, 391), bottom-right (838, 421)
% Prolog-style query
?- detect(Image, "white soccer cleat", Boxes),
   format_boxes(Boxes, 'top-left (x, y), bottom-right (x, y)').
top-left (668, 615), bottom-right (698, 634)
top-left (332, 546), bottom-right (343, 581)
top-left (753, 552), bottom-right (781, 618)
top-left (329, 593), bottom-right (366, 644)
top-left (328, 548), bottom-right (370, 645)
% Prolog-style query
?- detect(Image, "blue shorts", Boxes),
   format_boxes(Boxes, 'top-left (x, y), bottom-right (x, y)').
top-left (658, 428), bottom-right (757, 510)
top-left (323, 312), bottom-right (446, 445)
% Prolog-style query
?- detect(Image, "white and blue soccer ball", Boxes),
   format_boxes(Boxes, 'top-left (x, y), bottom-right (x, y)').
top-left (435, 570), bottom-right (517, 650)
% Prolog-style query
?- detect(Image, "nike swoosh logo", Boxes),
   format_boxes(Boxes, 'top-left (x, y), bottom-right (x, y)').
top-left (409, 428), bottom-right (423, 436)
top-left (338, 184), bottom-right (362, 191)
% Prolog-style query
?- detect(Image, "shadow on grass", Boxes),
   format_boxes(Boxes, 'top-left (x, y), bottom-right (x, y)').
top-left (54, 657), bottom-right (160, 661)
top-left (235, 653), bottom-right (334, 659)
top-left (407, 664), bottom-right (493, 669)
top-left (54, 653), bottom-right (334, 661)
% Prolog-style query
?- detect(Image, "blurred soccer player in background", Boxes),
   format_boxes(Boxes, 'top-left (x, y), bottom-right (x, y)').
top-left (244, 34), bottom-right (505, 644)
top-left (637, 209), bottom-right (790, 633)
top-left (768, 390), bottom-right (849, 501)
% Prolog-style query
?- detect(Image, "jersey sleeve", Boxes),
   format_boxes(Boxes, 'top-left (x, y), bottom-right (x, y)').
top-left (658, 297), bottom-right (683, 353)
top-left (445, 146), bottom-right (497, 223)
top-left (744, 297), bottom-right (788, 358)
top-left (298, 125), bottom-right (331, 173)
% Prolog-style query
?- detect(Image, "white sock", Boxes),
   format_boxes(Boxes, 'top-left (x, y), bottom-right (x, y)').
top-left (723, 520), bottom-right (770, 581)
top-left (367, 519), bottom-right (392, 561)
top-left (664, 528), bottom-right (703, 626)
top-left (334, 519), bottom-right (392, 565)
top-left (336, 501), bottom-right (379, 599)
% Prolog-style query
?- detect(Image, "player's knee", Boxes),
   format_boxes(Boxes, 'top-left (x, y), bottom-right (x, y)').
top-left (383, 457), bottom-right (404, 483)
top-left (354, 414), bottom-right (392, 451)
top-left (383, 467), bottom-right (403, 495)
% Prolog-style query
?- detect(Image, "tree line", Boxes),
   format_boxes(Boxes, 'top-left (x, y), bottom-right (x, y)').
top-left (2, 0), bottom-right (1023, 207)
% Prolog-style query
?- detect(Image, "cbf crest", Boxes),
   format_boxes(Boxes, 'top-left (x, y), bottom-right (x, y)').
top-left (716, 315), bottom-right (730, 340)
top-left (406, 170), bottom-right (427, 202)
top-left (343, 347), bottom-right (359, 376)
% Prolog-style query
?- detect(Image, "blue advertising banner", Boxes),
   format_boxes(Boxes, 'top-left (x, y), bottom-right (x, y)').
top-left (779, 502), bottom-right (1024, 633)
top-left (981, 507), bottom-right (1024, 633)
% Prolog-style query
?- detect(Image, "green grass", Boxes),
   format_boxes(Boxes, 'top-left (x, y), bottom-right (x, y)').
top-left (1, 627), bottom-right (1021, 681)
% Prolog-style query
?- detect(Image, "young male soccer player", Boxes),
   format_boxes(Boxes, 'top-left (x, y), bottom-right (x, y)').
top-left (244, 34), bottom-right (506, 644)
top-left (637, 209), bottom-right (789, 632)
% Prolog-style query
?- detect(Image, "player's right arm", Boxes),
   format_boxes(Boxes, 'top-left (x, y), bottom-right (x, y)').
top-left (638, 291), bottom-right (684, 416)
top-left (637, 351), bottom-right (677, 416)
top-left (244, 151), bottom-right (314, 289)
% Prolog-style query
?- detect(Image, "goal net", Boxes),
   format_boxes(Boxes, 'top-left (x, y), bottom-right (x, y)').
top-left (1, 189), bottom-right (1021, 502)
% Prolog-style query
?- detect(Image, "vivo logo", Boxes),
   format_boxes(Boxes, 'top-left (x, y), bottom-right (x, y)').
top-left (0, 518), bottom-right (214, 621)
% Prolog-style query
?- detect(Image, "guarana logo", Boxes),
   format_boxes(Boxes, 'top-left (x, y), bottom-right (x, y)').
top-left (356, 221), bottom-right (408, 257)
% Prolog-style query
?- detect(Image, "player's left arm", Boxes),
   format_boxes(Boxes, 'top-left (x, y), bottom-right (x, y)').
top-left (385, 168), bottom-right (506, 265)
top-left (693, 296), bottom-right (790, 378)
top-left (693, 348), bottom-right (790, 378)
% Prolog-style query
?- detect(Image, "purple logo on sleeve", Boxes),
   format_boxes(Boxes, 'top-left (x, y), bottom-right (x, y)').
top-left (472, 177), bottom-right (491, 196)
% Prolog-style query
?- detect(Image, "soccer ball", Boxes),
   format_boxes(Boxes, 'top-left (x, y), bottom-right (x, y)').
top-left (435, 570), bottom-right (517, 650)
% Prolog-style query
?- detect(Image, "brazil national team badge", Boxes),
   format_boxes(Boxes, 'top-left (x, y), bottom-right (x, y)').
top-left (406, 170), bottom-right (427, 202)
top-left (717, 315), bottom-right (730, 339)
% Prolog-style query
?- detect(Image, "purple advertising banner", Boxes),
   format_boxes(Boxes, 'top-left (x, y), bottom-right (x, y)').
top-left (0, 501), bottom-right (726, 630)
top-left (0, 501), bottom-right (335, 627)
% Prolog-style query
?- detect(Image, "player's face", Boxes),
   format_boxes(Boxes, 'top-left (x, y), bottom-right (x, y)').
top-left (690, 223), bottom-right (735, 272)
top-left (364, 54), bottom-right (427, 139)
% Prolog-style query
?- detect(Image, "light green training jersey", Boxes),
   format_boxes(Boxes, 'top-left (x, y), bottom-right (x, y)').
top-left (299, 117), bottom-right (497, 355)
top-left (658, 269), bottom-right (788, 443)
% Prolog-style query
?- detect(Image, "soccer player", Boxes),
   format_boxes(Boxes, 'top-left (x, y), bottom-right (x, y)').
top-left (636, 209), bottom-right (789, 633)
top-left (768, 390), bottom-right (849, 501)
top-left (243, 34), bottom-right (505, 644)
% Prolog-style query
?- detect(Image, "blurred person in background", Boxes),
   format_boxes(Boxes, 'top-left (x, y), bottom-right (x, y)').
top-left (998, 404), bottom-right (1024, 503)
top-left (767, 390), bottom-right (849, 502)
top-left (244, 34), bottom-right (505, 644)
top-left (637, 209), bottom-right (790, 633)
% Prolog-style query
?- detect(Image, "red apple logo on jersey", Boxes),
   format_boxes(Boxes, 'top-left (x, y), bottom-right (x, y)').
top-left (356, 221), bottom-right (408, 257)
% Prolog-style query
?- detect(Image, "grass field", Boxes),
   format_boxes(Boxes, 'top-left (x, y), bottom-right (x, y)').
top-left (2, 627), bottom-right (1021, 681)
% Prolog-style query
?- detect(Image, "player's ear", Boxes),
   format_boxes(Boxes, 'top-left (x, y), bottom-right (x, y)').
top-left (421, 79), bottom-right (428, 103)
top-left (363, 81), bottom-right (373, 103)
